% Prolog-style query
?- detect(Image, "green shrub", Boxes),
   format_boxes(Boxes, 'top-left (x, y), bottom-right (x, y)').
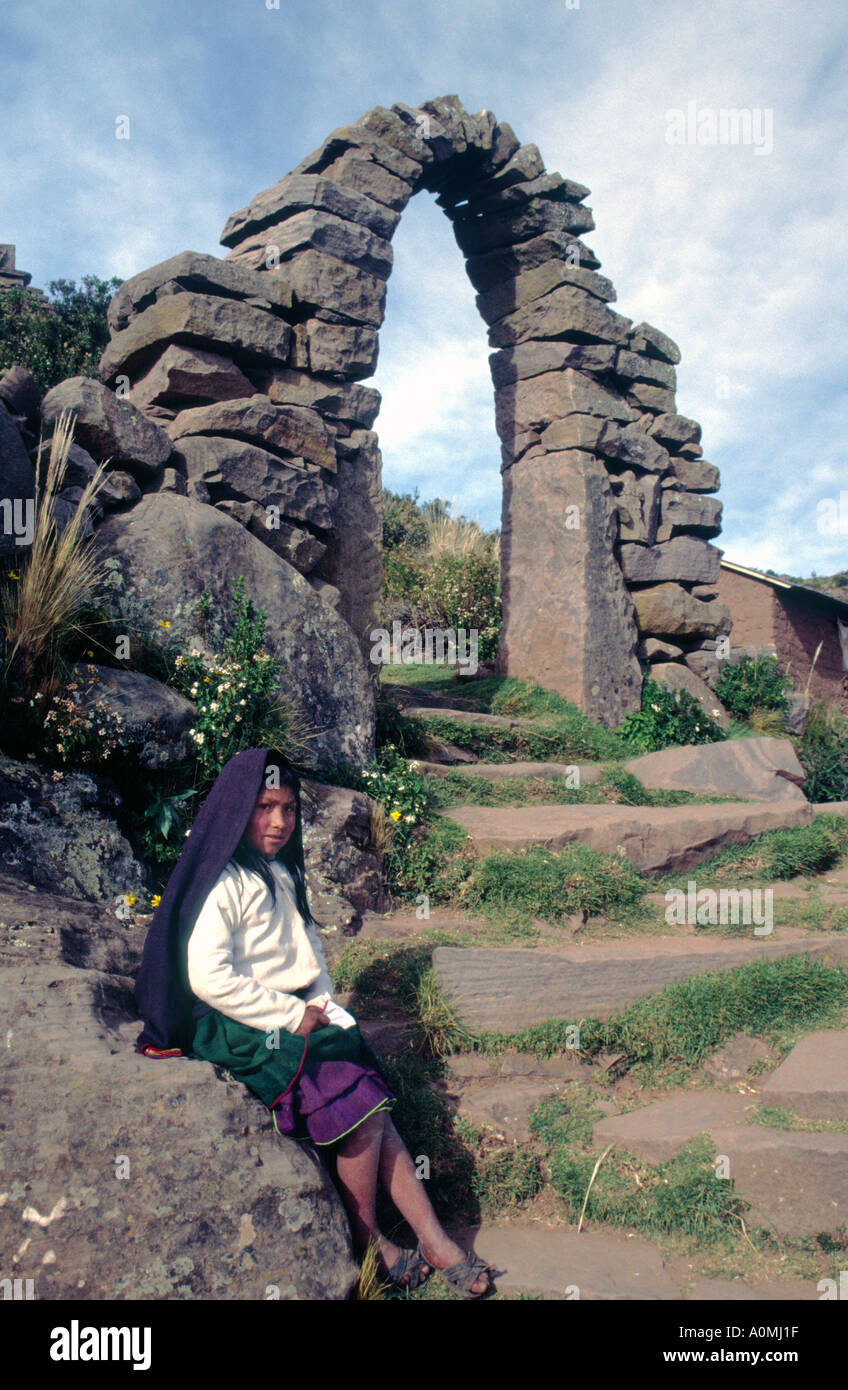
top-left (168, 577), bottom-right (310, 786)
top-left (797, 702), bottom-right (848, 804)
top-left (382, 547), bottom-right (428, 604)
top-left (389, 816), bottom-right (473, 901)
top-left (381, 488), bottom-right (429, 552)
top-left (616, 678), bottom-right (727, 752)
top-left (0, 276), bottom-right (122, 390)
top-left (714, 654), bottom-right (791, 719)
top-left (359, 743), bottom-right (433, 844)
top-left (415, 552), bottom-right (501, 661)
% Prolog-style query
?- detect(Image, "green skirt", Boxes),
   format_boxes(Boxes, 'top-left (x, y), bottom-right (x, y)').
top-left (190, 1009), bottom-right (386, 1109)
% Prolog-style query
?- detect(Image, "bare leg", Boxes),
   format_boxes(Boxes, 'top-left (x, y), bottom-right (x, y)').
top-left (334, 1109), bottom-right (407, 1278)
top-left (376, 1117), bottom-right (491, 1294)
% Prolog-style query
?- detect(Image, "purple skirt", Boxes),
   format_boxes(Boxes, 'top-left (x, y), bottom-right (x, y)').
top-left (271, 1054), bottom-right (396, 1146)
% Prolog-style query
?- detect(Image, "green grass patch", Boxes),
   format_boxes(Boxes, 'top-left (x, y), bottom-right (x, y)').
top-left (456, 843), bottom-right (646, 926)
top-left (416, 709), bottom-right (625, 764)
top-left (543, 1131), bottom-right (749, 1243)
top-left (424, 764), bottom-right (742, 810)
top-left (657, 814), bottom-right (848, 890)
top-left (750, 1105), bottom-right (848, 1136)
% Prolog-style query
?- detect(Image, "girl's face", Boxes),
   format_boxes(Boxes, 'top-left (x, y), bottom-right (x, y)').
top-left (244, 786), bottom-right (298, 858)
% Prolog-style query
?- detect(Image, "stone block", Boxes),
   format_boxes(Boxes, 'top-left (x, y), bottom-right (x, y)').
top-left (489, 284), bottom-right (632, 349)
top-left (100, 293), bottom-right (292, 384)
top-left (167, 395), bottom-right (337, 472)
top-left (221, 171), bottom-right (401, 248)
top-left (624, 737), bottom-right (807, 802)
top-left (618, 537), bottom-right (721, 585)
top-left (632, 583), bottom-right (732, 640)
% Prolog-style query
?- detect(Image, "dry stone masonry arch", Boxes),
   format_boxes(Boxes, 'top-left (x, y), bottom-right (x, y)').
top-left (89, 94), bottom-right (730, 741)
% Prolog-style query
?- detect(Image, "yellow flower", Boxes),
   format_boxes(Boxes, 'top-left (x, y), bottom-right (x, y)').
top-left (86, 650), bottom-right (94, 657)
top-left (9, 571), bottom-right (19, 580)
top-left (159, 620), bottom-right (171, 628)
top-left (126, 893), bottom-right (136, 906)
top-left (151, 894), bottom-right (161, 908)
top-left (390, 810), bottom-right (402, 821)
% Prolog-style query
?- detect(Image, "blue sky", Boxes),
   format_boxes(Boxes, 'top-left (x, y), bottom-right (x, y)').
top-left (3, 0), bottom-right (847, 576)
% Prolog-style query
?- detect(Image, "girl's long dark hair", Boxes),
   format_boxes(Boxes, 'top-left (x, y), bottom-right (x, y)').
top-left (229, 750), bottom-right (316, 925)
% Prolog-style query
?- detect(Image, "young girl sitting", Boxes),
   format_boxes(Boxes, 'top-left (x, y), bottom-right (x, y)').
top-left (134, 745), bottom-right (498, 1297)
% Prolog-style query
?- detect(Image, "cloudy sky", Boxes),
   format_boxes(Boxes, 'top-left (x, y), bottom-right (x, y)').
top-left (3, 0), bottom-right (846, 576)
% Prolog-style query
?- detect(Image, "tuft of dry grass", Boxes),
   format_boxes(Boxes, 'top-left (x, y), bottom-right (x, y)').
top-left (422, 500), bottom-right (498, 562)
top-left (1, 409), bottom-right (112, 697)
top-left (353, 1239), bottom-right (391, 1300)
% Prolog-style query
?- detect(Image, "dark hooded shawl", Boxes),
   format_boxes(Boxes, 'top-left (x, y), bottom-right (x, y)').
top-left (134, 747), bottom-right (276, 1056)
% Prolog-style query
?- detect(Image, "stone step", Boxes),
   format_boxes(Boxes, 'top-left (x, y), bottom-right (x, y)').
top-left (454, 1221), bottom-right (817, 1299)
top-left (432, 933), bottom-right (848, 1032)
top-left (589, 1086), bottom-right (848, 1236)
top-left (443, 799), bottom-right (813, 873)
top-left (625, 737), bottom-right (808, 804)
top-left (410, 758), bottom-right (604, 782)
top-left (454, 1222), bottom-right (683, 1299)
top-left (694, 1125), bottom-right (848, 1237)
top-left (761, 1028), bottom-right (848, 1120)
top-left (592, 1090), bottom-right (755, 1162)
top-left (404, 705), bottom-right (543, 731)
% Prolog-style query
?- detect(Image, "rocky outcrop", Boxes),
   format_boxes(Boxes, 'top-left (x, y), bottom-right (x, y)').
top-left (0, 872), bottom-right (357, 1300)
top-left (0, 753), bottom-right (150, 902)
top-left (90, 493), bottom-right (375, 773)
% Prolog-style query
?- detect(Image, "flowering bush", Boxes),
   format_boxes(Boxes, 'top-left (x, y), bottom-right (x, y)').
top-left (169, 576), bottom-right (311, 786)
top-left (714, 653), bottom-right (791, 720)
top-left (359, 743), bottom-right (431, 837)
top-left (9, 667), bottom-right (123, 768)
top-left (616, 678), bottom-right (727, 752)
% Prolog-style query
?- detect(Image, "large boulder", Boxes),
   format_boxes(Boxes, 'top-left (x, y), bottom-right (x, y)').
top-left (0, 879), bottom-right (357, 1300)
top-left (90, 493), bottom-right (375, 772)
top-left (68, 663), bottom-right (196, 771)
top-left (40, 377), bottom-right (173, 477)
top-left (647, 661), bottom-right (731, 728)
top-left (300, 779), bottom-right (385, 928)
top-left (0, 753), bottom-right (150, 902)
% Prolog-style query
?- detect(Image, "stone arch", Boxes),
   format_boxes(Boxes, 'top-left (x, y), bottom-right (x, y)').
top-left (99, 95), bottom-right (728, 730)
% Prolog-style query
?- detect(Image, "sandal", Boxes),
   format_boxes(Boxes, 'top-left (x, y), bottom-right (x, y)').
top-left (382, 1241), bottom-right (431, 1291)
top-left (435, 1249), bottom-right (502, 1300)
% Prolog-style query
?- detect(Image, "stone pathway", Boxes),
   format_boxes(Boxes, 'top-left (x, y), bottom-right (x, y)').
top-left (442, 800), bottom-right (813, 873)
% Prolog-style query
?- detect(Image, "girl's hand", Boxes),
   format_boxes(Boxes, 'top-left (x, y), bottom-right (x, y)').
top-left (294, 1004), bottom-right (331, 1036)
